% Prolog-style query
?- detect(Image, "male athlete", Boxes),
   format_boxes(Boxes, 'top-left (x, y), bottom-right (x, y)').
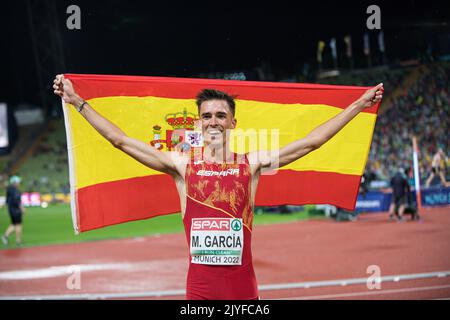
top-left (53, 74), bottom-right (383, 299)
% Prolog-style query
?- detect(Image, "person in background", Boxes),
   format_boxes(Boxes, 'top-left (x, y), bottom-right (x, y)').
top-left (1, 176), bottom-right (25, 247)
top-left (425, 148), bottom-right (449, 188)
top-left (388, 168), bottom-right (410, 222)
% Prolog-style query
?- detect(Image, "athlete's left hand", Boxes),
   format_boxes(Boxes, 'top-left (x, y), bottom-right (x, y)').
top-left (356, 83), bottom-right (384, 109)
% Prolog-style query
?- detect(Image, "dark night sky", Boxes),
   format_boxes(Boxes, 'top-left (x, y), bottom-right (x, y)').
top-left (1, 0), bottom-right (449, 108)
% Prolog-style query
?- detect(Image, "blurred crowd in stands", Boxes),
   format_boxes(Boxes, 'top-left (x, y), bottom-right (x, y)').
top-left (26, 136), bottom-right (70, 194)
top-left (368, 62), bottom-right (449, 186)
top-left (1, 121), bottom-right (70, 195)
top-left (317, 61), bottom-right (449, 188)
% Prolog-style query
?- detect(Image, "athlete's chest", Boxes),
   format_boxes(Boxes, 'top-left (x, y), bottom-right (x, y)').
top-left (186, 162), bottom-right (251, 195)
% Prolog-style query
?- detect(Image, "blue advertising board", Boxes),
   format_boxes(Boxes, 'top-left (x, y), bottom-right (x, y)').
top-left (355, 186), bottom-right (450, 212)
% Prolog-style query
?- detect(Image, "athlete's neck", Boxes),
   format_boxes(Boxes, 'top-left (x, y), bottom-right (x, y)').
top-left (203, 142), bottom-right (234, 163)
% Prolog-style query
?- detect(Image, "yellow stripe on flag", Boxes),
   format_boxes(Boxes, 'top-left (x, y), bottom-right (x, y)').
top-left (232, 99), bottom-right (377, 174)
top-left (68, 96), bottom-right (376, 189)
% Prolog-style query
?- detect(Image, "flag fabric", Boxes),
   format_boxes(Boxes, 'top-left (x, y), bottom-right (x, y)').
top-left (62, 74), bottom-right (381, 233)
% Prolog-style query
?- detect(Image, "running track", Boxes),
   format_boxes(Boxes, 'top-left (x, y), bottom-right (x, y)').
top-left (1, 206), bottom-right (449, 300)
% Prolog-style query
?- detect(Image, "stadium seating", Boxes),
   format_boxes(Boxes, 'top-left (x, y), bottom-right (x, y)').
top-left (369, 62), bottom-right (450, 184)
top-left (317, 61), bottom-right (450, 187)
top-left (14, 120), bottom-right (69, 194)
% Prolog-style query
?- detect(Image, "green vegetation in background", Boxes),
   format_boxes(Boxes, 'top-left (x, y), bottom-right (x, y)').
top-left (0, 203), bottom-right (325, 249)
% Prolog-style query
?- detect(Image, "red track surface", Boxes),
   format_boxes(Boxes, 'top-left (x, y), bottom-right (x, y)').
top-left (1, 206), bottom-right (449, 300)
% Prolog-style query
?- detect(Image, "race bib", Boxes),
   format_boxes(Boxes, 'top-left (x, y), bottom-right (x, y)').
top-left (190, 218), bottom-right (244, 266)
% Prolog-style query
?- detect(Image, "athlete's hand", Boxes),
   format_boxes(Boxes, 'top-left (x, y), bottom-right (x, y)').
top-left (355, 83), bottom-right (384, 109)
top-left (53, 74), bottom-right (81, 105)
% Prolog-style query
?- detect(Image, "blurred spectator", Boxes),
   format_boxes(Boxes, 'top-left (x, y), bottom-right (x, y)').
top-left (1, 176), bottom-right (26, 247)
top-left (425, 148), bottom-right (449, 187)
top-left (388, 168), bottom-right (410, 222)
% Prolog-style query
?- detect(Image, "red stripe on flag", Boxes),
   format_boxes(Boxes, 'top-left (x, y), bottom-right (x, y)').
top-left (65, 74), bottom-right (379, 114)
top-left (256, 170), bottom-right (361, 210)
top-left (76, 170), bottom-right (361, 232)
top-left (77, 174), bottom-right (181, 232)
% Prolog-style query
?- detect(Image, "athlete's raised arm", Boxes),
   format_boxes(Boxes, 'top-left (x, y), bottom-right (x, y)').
top-left (258, 83), bottom-right (384, 171)
top-left (53, 74), bottom-right (181, 177)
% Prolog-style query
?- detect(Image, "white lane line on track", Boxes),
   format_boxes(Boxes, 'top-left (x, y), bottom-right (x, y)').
top-left (0, 289), bottom-right (187, 300)
top-left (0, 260), bottom-right (185, 280)
top-left (0, 263), bottom-right (131, 280)
top-left (270, 284), bottom-right (450, 300)
top-left (1, 270), bottom-right (449, 300)
top-left (258, 270), bottom-right (450, 291)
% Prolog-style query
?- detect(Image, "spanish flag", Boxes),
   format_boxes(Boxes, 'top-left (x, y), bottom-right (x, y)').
top-left (62, 74), bottom-right (380, 233)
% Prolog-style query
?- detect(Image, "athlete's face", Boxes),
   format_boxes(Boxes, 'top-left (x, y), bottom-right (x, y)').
top-left (199, 99), bottom-right (236, 145)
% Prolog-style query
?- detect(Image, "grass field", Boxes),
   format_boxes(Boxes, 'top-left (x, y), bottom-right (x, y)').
top-left (0, 204), bottom-right (325, 249)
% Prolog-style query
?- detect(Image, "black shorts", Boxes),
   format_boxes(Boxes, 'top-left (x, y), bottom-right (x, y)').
top-left (392, 195), bottom-right (406, 207)
top-left (8, 208), bottom-right (22, 225)
top-left (432, 167), bottom-right (440, 174)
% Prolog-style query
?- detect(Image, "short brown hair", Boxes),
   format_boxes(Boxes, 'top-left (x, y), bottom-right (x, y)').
top-left (196, 89), bottom-right (236, 116)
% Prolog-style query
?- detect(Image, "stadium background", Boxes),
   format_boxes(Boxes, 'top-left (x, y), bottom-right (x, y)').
top-left (0, 0), bottom-right (449, 300)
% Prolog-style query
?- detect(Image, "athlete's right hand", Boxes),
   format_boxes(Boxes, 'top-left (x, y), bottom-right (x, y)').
top-left (53, 74), bottom-right (80, 105)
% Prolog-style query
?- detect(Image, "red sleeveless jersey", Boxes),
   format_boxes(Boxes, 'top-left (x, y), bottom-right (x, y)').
top-left (183, 153), bottom-right (258, 300)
